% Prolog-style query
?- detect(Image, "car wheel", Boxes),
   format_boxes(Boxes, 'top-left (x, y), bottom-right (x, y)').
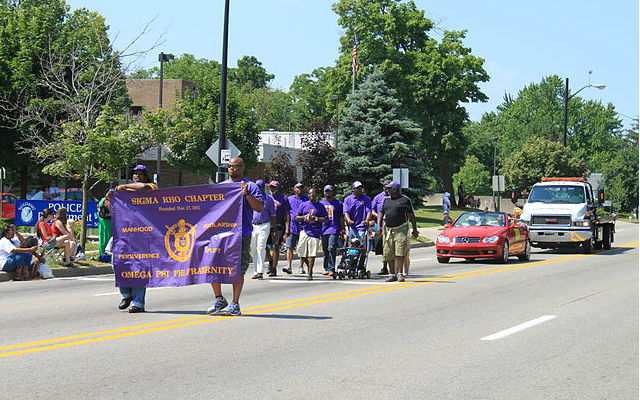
top-left (583, 238), bottom-right (593, 254)
top-left (518, 240), bottom-right (531, 261)
top-left (498, 240), bottom-right (509, 264)
top-left (437, 257), bottom-right (450, 264)
top-left (603, 225), bottom-right (612, 250)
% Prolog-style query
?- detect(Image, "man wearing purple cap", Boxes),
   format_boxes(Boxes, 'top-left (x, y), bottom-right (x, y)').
top-left (207, 157), bottom-right (263, 316)
top-left (320, 184), bottom-right (343, 275)
top-left (250, 180), bottom-right (276, 279)
top-left (115, 164), bottom-right (158, 313)
top-left (376, 181), bottom-right (419, 282)
top-left (343, 181), bottom-right (373, 243)
top-left (266, 180), bottom-right (288, 276)
top-left (295, 188), bottom-right (328, 280)
top-left (283, 183), bottom-right (308, 275)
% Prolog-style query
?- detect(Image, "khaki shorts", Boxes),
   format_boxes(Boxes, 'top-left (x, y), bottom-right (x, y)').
top-left (382, 222), bottom-right (409, 262)
top-left (297, 230), bottom-right (320, 258)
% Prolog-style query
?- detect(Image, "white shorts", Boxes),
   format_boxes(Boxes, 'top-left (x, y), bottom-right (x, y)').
top-left (297, 231), bottom-right (320, 258)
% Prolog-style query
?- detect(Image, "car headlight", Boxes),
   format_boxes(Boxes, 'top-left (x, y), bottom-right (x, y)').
top-left (482, 235), bottom-right (499, 243)
top-left (437, 235), bottom-right (450, 243)
top-left (572, 220), bottom-right (590, 227)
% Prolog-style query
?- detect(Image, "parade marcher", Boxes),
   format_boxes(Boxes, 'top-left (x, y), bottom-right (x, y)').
top-left (115, 164), bottom-right (158, 313)
top-left (443, 191), bottom-right (451, 223)
top-left (266, 181), bottom-right (289, 277)
top-left (343, 181), bottom-right (373, 243)
top-left (376, 182), bottom-right (419, 282)
top-left (371, 183), bottom-right (390, 275)
top-left (320, 185), bottom-right (343, 276)
top-left (207, 157), bottom-right (263, 316)
top-left (295, 188), bottom-right (328, 280)
top-left (283, 183), bottom-right (308, 275)
top-left (97, 190), bottom-right (112, 257)
top-left (250, 180), bottom-right (276, 280)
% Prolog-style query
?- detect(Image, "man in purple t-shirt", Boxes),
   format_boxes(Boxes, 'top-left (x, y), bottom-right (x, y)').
top-left (207, 157), bottom-right (263, 317)
top-left (266, 180), bottom-right (289, 276)
top-left (250, 180), bottom-right (276, 280)
top-left (371, 183), bottom-right (390, 275)
top-left (283, 183), bottom-right (308, 275)
top-left (320, 185), bottom-right (343, 275)
top-left (343, 181), bottom-right (373, 244)
top-left (295, 188), bottom-right (328, 280)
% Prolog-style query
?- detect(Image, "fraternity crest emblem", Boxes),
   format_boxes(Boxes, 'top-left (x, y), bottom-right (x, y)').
top-left (165, 219), bottom-right (197, 262)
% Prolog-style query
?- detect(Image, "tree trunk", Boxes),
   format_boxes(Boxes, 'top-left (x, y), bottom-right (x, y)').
top-left (20, 164), bottom-right (28, 199)
top-left (438, 161), bottom-right (457, 208)
top-left (80, 175), bottom-right (89, 251)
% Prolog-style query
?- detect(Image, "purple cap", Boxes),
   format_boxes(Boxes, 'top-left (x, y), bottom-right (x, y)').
top-left (268, 180), bottom-right (280, 187)
top-left (255, 179), bottom-right (265, 187)
top-left (323, 184), bottom-right (334, 192)
top-left (351, 181), bottom-right (363, 189)
top-left (385, 181), bottom-right (401, 189)
top-left (294, 182), bottom-right (303, 188)
top-left (132, 165), bottom-right (149, 175)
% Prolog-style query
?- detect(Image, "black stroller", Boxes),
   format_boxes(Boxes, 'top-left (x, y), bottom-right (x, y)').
top-left (335, 237), bottom-right (371, 279)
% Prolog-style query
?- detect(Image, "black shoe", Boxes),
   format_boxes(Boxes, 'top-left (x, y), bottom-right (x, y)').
top-left (252, 273), bottom-right (263, 279)
top-left (282, 267), bottom-right (292, 274)
top-left (378, 267), bottom-right (389, 275)
top-left (268, 271), bottom-right (277, 277)
top-left (129, 306), bottom-right (145, 313)
top-left (118, 297), bottom-right (133, 310)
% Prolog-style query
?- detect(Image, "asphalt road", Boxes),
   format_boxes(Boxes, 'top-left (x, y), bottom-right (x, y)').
top-left (1, 223), bottom-right (637, 400)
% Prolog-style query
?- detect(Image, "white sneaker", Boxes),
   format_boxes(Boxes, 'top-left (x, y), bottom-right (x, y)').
top-left (299, 267), bottom-right (306, 274)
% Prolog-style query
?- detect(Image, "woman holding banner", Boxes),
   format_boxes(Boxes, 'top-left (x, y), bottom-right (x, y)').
top-left (114, 164), bottom-right (158, 313)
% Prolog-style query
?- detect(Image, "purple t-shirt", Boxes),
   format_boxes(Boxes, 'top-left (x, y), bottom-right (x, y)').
top-left (297, 200), bottom-right (328, 239)
top-left (320, 198), bottom-right (343, 235)
top-left (271, 193), bottom-right (289, 224)
top-left (287, 194), bottom-right (309, 234)
top-left (223, 178), bottom-right (264, 237)
top-left (372, 191), bottom-right (389, 214)
top-left (343, 193), bottom-right (372, 232)
top-left (252, 194), bottom-right (276, 224)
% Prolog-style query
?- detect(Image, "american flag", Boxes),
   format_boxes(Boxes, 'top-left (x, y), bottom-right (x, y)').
top-left (351, 41), bottom-right (359, 74)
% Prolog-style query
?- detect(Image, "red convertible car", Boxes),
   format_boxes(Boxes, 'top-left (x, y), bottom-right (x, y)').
top-left (436, 211), bottom-right (530, 264)
top-left (1, 193), bottom-right (17, 219)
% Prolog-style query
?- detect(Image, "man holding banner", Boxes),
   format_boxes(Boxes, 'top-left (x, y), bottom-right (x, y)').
top-left (207, 157), bottom-right (263, 316)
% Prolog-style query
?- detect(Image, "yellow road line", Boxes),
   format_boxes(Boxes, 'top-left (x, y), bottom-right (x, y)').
top-left (1, 242), bottom-right (635, 358)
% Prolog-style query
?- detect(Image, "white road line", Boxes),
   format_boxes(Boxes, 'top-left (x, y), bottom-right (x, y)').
top-left (481, 315), bottom-right (557, 341)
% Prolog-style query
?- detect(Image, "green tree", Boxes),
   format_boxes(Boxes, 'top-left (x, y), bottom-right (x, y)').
top-left (332, 0), bottom-right (489, 199)
top-left (232, 55), bottom-right (274, 90)
top-left (453, 155), bottom-right (491, 196)
top-left (501, 137), bottom-right (586, 189)
top-left (603, 123), bottom-right (638, 212)
top-left (289, 67), bottom-right (333, 130)
top-left (338, 68), bottom-right (427, 197)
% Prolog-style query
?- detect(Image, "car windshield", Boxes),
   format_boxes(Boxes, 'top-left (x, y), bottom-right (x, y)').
top-left (528, 185), bottom-right (585, 204)
top-left (453, 212), bottom-right (506, 227)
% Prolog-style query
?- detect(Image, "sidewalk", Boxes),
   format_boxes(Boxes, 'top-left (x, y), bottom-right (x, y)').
top-left (0, 230), bottom-right (439, 282)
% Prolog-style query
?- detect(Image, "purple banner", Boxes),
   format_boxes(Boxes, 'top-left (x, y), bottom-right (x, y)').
top-left (111, 183), bottom-right (243, 288)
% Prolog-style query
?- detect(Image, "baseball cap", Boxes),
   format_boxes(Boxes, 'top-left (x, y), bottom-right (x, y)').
top-left (385, 181), bottom-right (400, 189)
top-left (294, 182), bottom-right (303, 188)
top-left (132, 165), bottom-right (149, 175)
top-left (255, 179), bottom-right (265, 187)
top-left (323, 184), bottom-right (334, 192)
top-left (268, 180), bottom-right (280, 187)
top-left (351, 181), bottom-right (363, 189)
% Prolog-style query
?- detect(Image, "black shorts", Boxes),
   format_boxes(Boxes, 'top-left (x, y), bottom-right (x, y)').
top-left (267, 223), bottom-right (286, 247)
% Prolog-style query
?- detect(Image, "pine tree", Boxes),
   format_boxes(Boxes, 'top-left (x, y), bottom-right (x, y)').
top-left (338, 69), bottom-right (428, 197)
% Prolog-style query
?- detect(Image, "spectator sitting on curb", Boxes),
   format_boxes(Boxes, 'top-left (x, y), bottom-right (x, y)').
top-left (51, 207), bottom-right (78, 268)
top-left (0, 225), bottom-right (40, 281)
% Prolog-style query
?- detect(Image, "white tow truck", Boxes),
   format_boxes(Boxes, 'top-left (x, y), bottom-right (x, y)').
top-left (515, 177), bottom-right (615, 253)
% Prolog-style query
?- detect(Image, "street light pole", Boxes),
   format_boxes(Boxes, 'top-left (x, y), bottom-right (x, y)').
top-left (157, 52), bottom-right (174, 185)
top-left (562, 76), bottom-right (606, 147)
top-left (217, 0), bottom-right (231, 183)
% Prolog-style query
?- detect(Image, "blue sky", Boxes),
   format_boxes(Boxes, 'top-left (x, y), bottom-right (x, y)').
top-left (67, 0), bottom-right (639, 128)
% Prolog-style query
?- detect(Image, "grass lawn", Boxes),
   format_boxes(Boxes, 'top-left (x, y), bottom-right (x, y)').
top-left (413, 205), bottom-right (478, 228)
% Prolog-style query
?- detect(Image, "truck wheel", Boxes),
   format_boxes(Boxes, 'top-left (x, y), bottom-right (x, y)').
top-left (437, 257), bottom-right (450, 264)
top-left (582, 238), bottom-right (593, 254)
top-left (518, 240), bottom-right (531, 261)
top-left (498, 240), bottom-right (510, 264)
top-left (603, 225), bottom-right (612, 250)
